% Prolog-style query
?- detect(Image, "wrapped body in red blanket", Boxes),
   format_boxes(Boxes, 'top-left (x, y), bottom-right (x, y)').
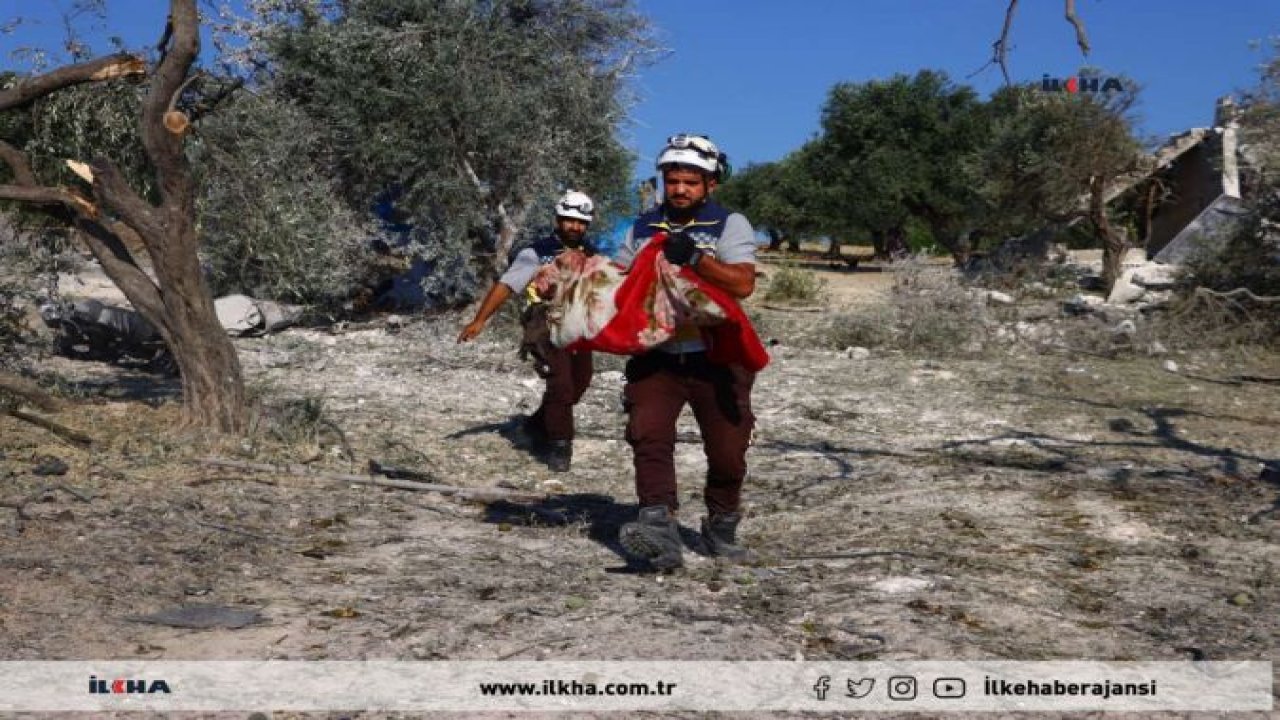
top-left (529, 232), bottom-right (769, 372)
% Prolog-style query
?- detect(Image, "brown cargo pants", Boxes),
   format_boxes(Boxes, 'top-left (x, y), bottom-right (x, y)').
top-left (623, 351), bottom-right (755, 515)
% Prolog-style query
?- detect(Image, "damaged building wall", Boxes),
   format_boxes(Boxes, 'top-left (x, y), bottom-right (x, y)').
top-left (1141, 98), bottom-right (1244, 259)
top-left (1145, 140), bottom-right (1226, 256)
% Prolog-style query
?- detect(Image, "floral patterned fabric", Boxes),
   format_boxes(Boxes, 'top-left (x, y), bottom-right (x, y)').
top-left (530, 232), bottom-right (769, 372)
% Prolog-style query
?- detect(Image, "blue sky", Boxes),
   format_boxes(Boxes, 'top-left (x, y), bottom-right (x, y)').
top-left (3, 1), bottom-right (1278, 175)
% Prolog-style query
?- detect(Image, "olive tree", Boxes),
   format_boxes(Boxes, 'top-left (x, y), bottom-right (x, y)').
top-left (225, 0), bottom-right (652, 304)
top-left (0, 0), bottom-right (246, 432)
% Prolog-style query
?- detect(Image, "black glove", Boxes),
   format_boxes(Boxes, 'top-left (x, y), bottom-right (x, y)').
top-left (663, 230), bottom-right (700, 266)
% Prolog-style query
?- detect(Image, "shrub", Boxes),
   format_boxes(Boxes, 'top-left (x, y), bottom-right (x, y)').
top-left (763, 263), bottom-right (827, 304)
top-left (193, 95), bottom-right (378, 308)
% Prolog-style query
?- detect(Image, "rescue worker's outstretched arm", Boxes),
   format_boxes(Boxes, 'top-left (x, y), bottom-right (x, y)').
top-left (457, 282), bottom-right (514, 342)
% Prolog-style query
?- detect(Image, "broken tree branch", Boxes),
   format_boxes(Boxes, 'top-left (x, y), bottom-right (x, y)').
top-left (6, 409), bottom-right (94, 448)
top-left (0, 53), bottom-right (145, 112)
top-left (90, 159), bottom-right (165, 241)
top-left (1195, 287), bottom-right (1280, 304)
top-left (993, 0), bottom-right (1019, 86)
top-left (986, 0), bottom-right (1090, 85)
top-left (0, 372), bottom-right (63, 413)
top-left (0, 140), bottom-right (38, 186)
top-left (1064, 0), bottom-right (1091, 57)
top-left (142, 0), bottom-right (198, 211)
top-left (193, 458), bottom-right (549, 503)
top-left (0, 184), bottom-right (93, 213)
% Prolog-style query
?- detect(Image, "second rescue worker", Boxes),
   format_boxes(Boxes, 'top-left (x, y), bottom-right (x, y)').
top-left (457, 190), bottom-right (597, 472)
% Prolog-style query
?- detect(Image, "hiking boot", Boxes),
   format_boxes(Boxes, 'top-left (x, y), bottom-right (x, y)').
top-left (619, 506), bottom-right (684, 570)
top-left (545, 440), bottom-right (571, 473)
top-left (509, 414), bottom-right (548, 451)
top-left (701, 512), bottom-right (753, 563)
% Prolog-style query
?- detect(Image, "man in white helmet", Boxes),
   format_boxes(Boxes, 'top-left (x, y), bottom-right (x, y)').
top-left (613, 134), bottom-right (761, 570)
top-left (458, 190), bottom-right (597, 472)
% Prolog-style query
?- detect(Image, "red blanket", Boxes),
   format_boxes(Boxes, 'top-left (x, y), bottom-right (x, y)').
top-left (532, 232), bottom-right (769, 372)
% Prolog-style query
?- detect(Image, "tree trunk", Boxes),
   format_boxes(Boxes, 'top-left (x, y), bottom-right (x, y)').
top-left (930, 224), bottom-right (970, 267)
top-left (885, 225), bottom-right (908, 260)
top-left (1091, 175), bottom-right (1127, 294)
top-left (766, 228), bottom-right (783, 252)
top-left (0, 0), bottom-right (246, 433)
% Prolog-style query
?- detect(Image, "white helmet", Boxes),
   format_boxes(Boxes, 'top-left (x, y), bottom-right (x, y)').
top-left (554, 190), bottom-right (594, 223)
top-left (655, 133), bottom-right (728, 179)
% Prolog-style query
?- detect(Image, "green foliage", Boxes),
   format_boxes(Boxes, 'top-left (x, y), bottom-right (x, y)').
top-left (816, 71), bottom-right (989, 259)
top-left (239, 0), bottom-right (652, 304)
top-left (25, 79), bottom-right (152, 196)
top-left (979, 78), bottom-right (1141, 240)
top-left (0, 72), bottom-right (152, 231)
top-left (192, 93), bottom-right (378, 306)
top-left (720, 69), bottom-right (1144, 268)
top-left (718, 144), bottom-right (824, 243)
top-left (0, 216), bottom-right (69, 370)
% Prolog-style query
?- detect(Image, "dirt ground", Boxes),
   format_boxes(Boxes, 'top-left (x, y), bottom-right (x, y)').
top-left (1, 256), bottom-right (1277, 719)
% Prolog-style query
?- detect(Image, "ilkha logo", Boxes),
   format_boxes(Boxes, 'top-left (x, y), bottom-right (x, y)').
top-left (89, 676), bottom-right (172, 694)
top-left (1041, 74), bottom-right (1125, 93)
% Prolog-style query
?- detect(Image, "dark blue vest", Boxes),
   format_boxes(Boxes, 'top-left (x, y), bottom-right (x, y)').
top-left (511, 232), bottom-right (597, 266)
top-left (632, 201), bottom-right (731, 255)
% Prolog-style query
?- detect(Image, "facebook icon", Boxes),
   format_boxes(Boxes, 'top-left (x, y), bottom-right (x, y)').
top-left (814, 675), bottom-right (831, 700)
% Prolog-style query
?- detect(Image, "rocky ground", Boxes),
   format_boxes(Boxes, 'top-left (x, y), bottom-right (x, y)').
top-left (0, 258), bottom-right (1277, 719)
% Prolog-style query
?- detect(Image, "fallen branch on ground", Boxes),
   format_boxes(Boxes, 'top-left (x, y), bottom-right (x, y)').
top-left (5, 409), bottom-right (94, 448)
top-left (0, 372), bottom-right (63, 413)
top-left (193, 457), bottom-right (548, 503)
top-left (1195, 287), bottom-right (1280, 304)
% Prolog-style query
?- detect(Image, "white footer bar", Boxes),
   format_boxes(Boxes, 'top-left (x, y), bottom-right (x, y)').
top-left (0, 660), bottom-right (1271, 711)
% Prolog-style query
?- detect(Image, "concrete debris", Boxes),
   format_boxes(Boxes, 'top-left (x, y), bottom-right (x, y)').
top-left (1107, 271), bottom-right (1148, 305)
top-left (214, 294), bottom-right (304, 336)
top-left (1063, 294), bottom-right (1107, 316)
top-left (40, 295), bottom-right (303, 370)
top-left (1130, 263), bottom-right (1180, 290)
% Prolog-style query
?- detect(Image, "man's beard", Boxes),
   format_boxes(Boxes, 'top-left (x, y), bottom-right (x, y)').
top-left (665, 199), bottom-right (701, 223)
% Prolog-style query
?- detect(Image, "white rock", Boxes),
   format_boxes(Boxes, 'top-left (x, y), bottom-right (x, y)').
top-left (871, 577), bottom-right (933, 594)
top-left (1107, 269), bottom-right (1148, 304)
top-left (1148, 341), bottom-right (1168, 355)
top-left (844, 346), bottom-right (871, 360)
top-left (985, 290), bottom-right (1015, 305)
top-left (1111, 319), bottom-right (1137, 336)
top-left (1163, 360), bottom-right (1179, 373)
top-left (1130, 263), bottom-right (1179, 289)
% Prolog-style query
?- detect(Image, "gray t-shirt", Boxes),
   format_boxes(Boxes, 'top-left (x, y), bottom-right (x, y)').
top-left (615, 210), bottom-right (756, 353)
top-left (499, 248), bottom-right (542, 294)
